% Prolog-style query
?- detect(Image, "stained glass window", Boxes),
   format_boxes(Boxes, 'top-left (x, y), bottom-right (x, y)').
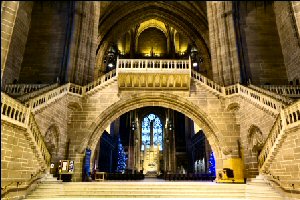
top-left (141, 114), bottom-right (163, 150)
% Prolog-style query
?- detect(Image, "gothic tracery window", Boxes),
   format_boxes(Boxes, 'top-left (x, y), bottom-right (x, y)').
top-left (141, 113), bottom-right (163, 150)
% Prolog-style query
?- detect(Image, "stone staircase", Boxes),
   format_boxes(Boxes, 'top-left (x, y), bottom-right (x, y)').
top-left (246, 175), bottom-right (284, 199)
top-left (24, 180), bottom-right (287, 199)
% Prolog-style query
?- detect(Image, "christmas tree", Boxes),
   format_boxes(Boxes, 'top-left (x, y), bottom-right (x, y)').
top-left (208, 152), bottom-right (216, 176)
top-left (116, 137), bottom-right (127, 173)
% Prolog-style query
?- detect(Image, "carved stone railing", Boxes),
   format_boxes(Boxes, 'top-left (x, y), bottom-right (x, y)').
top-left (18, 83), bottom-right (59, 102)
top-left (258, 100), bottom-right (300, 172)
top-left (117, 59), bottom-right (191, 90)
top-left (192, 70), bottom-right (285, 114)
top-left (1, 93), bottom-right (29, 127)
top-left (260, 85), bottom-right (300, 98)
top-left (1, 92), bottom-right (51, 169)
top-left (249, 84), bottom-right (294, 105)
top-left (117, 58), bottom-right (191, 74)
top-left (27, 114), bottom-right (51, 167)
top-left (4, 84), bottom-right (49, 96)
top-left (83, 69), bottom-right (116, 94)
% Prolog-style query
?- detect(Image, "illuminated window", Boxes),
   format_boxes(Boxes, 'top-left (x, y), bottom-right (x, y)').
top-left (141, 113), bottom-right (163, 150)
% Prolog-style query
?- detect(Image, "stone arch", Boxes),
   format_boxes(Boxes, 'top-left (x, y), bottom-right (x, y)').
top-left (45, 124), bottom-right (60, 159)
top-left (247, 125), bottom-right (264, 154)
top-left (78, 93), bottom-right (232, 173)
top-left (96, 3), bottom-right (210, 76)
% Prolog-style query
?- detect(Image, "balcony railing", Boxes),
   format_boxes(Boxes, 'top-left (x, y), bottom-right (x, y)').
top-left (117, 58), bottom-right (191, 75)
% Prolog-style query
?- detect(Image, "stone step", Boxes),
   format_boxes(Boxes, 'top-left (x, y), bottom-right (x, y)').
top-left (25, 181), bottom-right (284, 199)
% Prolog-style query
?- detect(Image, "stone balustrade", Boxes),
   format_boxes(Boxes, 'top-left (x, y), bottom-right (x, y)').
top-left (258, 100), bottom-right (300, 171)
top-left (192, 70), bottom-right (284, 113)
top-left (238, 84), bottom-right (284, 113)
top-left (249, 84), bottom-right (293, 105)
top-left (27, 114), bottom-right (51, 167)
top-left (18, 83), bottom-right (59, 102)
top-left (117, 58), bottom-right (191, 74)
top-left (261, 85), bottom-right (300, 98)
top-left (4, 84), bottom-right (49, 96)
top-left (1, 92), bottom-right (29, 127)
top-left (191, 70), bottom-right (223, 93)
top-left (283, 100), bottom-right (300, 128)
top-left (25, 84), bottom-right (70, 110)
top-left (1, 92), bottom-right (51, 169)
top-left (83, 69), bottom-right (116, 94)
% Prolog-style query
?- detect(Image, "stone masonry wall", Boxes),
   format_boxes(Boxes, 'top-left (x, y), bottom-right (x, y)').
top-left (65, 80), bottom-right (278, 180)
top-left (268, 127), bottom-right (300, 189)
top-left (226, 95), bottom-right (277, 178)
top-left (33, 94), bottom-right (80, 164)
top-left (274, 1), bottom-right (300, 83)
top-left (1, 122), bottom-right (41, 184)
top-left (1, 1), bottom-right (19, 81)
top-left (2, 2), bottom-right (33, 88)
top-left (66, 2), bottom-right (98, 85)
top-left (18, 1), bottom-right (69, 84)
top-left (238, 2), bottom-right (287, 85)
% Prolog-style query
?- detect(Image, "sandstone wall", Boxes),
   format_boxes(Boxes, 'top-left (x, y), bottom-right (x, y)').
top-left (238, 2), bottom-right (287, 85)
top-left (274, 1), bottom-right (300, 83)
top-left (2, 2), bottom-right (33, 87)
top-left (18, 1), bottom-right (69, 84)
top-left (1, 122), bottom-right (41, 183)
top-left (268, 127), bottom-right (300, 189)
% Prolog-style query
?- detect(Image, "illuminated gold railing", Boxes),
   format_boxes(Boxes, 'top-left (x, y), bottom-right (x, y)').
top-left (117, 58), bottom-right (191, 75)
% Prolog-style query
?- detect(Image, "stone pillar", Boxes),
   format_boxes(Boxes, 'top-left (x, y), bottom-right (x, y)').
top-left (274, 1), bottom-right (300, 83)
top-left (66, 2), bottom-right (98, 85)
top-left (69, 153), bottom-right (85, 182)
top-left (207, 1), bottom-right (241, 86)
top-left (1, 1), bottom-right (19, 83)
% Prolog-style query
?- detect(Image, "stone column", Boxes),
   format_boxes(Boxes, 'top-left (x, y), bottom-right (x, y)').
top-left (1, 1), bottom-right (19, 82)
top-left (207, 1), bottom-right (241, 86)
top-left (274, 1), bottom-right (300, 83)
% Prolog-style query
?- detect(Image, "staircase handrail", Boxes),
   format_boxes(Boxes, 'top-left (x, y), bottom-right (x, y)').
top-left (248, 84), bottom-right (294, 104)
top-left (192, 70), bottom-right (285, 113)
top-left (260, 85), bottom-right (300, 97)
top-left (82, 69), bottom-right (117, 94)
top-left (18, 83), bottom-right (60, 102)
top-left (27, 113), bottom-right (51, 167)
top-left (191, 70), bottom-right (224, 94)
top-left (1, 92), bottom-right (30, 127)
top-left (25, 83), bottom-right (70, 111)
top-left (258, 100), bottom-right (300, 172)
top-left (1, 92), bottom-right (51, 177)
top-left (4, 84), bottom-right (49, 96)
